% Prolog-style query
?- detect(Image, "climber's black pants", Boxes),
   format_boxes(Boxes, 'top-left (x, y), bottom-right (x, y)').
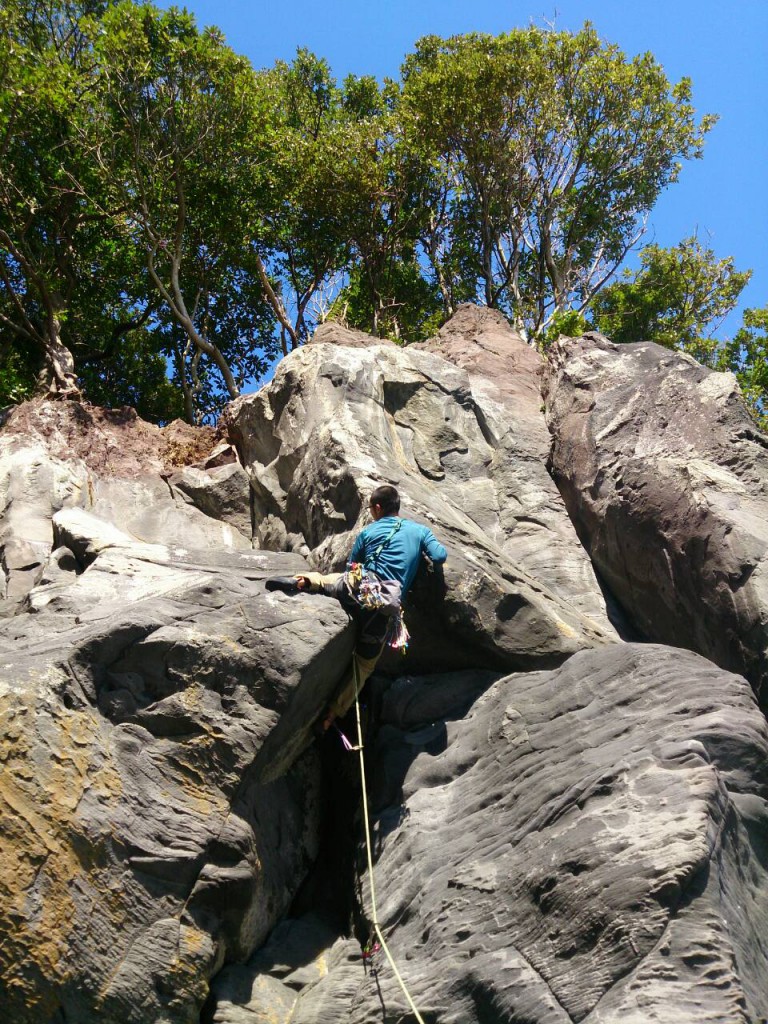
top-left (322, 576), bottom-right (389, 716)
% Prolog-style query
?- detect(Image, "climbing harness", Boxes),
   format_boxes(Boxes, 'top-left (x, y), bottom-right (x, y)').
top-left (343, 516), bottom-right (414, 652)
top-left (345, 563), bottom-right (401, 615)
top-left (344, 563), bottom-right (410, 653)
top-left (351, 657), bottom-right (426, 1024)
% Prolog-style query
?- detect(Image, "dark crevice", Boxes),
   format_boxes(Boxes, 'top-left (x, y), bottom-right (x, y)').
top-left (468, 395), bottom-right (499, 450)
top-left (159, 471), bottom-right (176, 503)
top-left (201, 706), bottom-right (372, 1024)
top-left (289, 716), bottom-right (366, 933)
top-left (201, 664), bottom-right (496, 1021)
top-left (248, 478), bottom-right (257, 548)
top-left (590, 563), bottom-right (646, 642)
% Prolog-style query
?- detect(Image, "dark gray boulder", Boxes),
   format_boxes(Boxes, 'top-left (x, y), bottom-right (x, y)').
top-left (543, 333), bottom-right (768, 708)
top-left (221, 644), bottom-right (768, 1023)
top-left (0, 506), bottom-right (353, 1024)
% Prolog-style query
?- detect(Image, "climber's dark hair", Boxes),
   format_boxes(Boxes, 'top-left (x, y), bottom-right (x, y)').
top-left (370, 484), bottom-right (400, 516)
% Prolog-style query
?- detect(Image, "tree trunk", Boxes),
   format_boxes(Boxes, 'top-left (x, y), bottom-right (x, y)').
top-left (40, 304), bottom-right (80, 399)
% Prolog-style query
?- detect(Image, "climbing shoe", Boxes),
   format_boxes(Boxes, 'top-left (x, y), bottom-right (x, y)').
top-left (265, 576), bottom-right (300, 594)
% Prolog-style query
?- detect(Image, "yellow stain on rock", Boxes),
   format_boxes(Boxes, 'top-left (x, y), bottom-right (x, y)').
top-left (554, 617), bottom-right (580, 640)
top-left (0, 672), bottom-right (123, 1021)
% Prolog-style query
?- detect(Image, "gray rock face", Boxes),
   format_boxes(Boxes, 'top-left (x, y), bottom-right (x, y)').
top-left (543, 334), bottom-right (768, 708)
top-left (224, 308), bottom-right (617, 675)
top-left (0, 505), bottom-right (353, 1024)
top-left (226, 645), bottom-right (768, 1024)
top-left (169, 462), bottom-right (253, 539)
top-left (2, 311), bottom-right (768, 1024)
top-left (417, 307), bottom-right (620, 629)
top-left (0, 403), bottom-right (253, 615)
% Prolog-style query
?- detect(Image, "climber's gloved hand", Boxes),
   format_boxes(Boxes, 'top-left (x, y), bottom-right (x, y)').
top-left (295, 572), bottom-right (324, 593)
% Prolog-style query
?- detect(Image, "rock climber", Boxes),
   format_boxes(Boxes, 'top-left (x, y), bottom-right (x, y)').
top-left (267, 484), bottom-right (447, 732)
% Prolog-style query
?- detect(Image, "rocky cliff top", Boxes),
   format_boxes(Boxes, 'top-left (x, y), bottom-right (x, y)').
top-left (0, 397), bottom-right (223, 477)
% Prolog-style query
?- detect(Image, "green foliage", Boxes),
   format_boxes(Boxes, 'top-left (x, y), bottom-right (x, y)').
top-left (253, 50), bottom-right (361, 347)
top-left (399, 24), bottom-right (715, 336)
top-left (0, 340), bottom-right (37, 406)
top-left (0, 10), bottom-right (747, 423)
top-left (0, 1), bottom-right (113, 392)
top-left (589, 237), bottom-right (751, 358)
top-left (334, 253), bottom-right (444, 342)
top-left (540, 309), bottom-right (590, 349)
top-left (77, 328), bottom-right (184, 423)
top-left (88, 0), bottom-right (278, 419)
top-left (716, 306), bottom-right (768, 431)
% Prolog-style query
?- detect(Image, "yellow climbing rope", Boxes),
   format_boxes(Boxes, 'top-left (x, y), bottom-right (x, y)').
top-left (351, 658), bottom-right (426, 1024)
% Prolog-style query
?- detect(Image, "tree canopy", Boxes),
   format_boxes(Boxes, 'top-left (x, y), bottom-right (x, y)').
top-left (0, 5), bottom-right (762, 427)
top-left (715, 306), bottom-right (768, 430)
top-left (397, 26), bottom-right (715, 337)
top-left (587, 238), bottom-right (765, 424)
top-left (590, 237), bottom-right (752, 357)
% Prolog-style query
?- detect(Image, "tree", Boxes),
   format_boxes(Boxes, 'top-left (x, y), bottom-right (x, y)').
top-left (89, 1), bottom-right (278, 421)
top-left (398, 25), bottom-right (716, 337)
top-left (716, 306), bottom-right (768, 431)
top-left (0, 0), bottom-right (112, 396)
top-left (589, 236), bottom-right (751, 362)
top-left (252, 50), bottom-right (360, 352)
top-left (76, 322), bottom-right (185, 422)
top-left (339, 115), bottom-right (443, 340)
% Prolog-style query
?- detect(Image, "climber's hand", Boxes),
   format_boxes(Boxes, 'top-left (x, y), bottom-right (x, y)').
top-left (294, 572), bottom-right (324, 593)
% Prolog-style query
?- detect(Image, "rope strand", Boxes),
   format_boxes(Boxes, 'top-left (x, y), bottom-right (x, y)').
top-left (352, 659), bottom-right (426, 1024)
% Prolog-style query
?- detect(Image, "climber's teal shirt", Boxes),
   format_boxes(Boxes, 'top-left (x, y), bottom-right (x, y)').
top-left (348, 515), bottom-right (447, 594)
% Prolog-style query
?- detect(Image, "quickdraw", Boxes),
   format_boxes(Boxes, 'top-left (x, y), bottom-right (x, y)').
top-left (362, 938), bottom-right (382, 975)
top-left (385, 612), bottom-right (410, 654)
top-left (333, 724), bottom-right (361, 753)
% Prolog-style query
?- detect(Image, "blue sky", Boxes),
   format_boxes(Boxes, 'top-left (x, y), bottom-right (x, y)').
top-left (161, 0), bottom-right (767, 337)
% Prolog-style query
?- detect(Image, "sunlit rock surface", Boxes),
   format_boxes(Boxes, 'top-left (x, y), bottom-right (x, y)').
top-left (224, 306), bottom-right (617, 675)
top-left (544, 333), bottom-right (768, 710)
top-left (1, 309), bottom-right (767, 1024)
top-left (0, 498), bottom-right (352, 1023)
top-left (0, 402), bottom-right (252, 615)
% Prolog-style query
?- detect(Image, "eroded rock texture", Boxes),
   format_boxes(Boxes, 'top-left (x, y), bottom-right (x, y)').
top-left (543, 334), bottom-right (768, 709)
top-left (214, 645), bottom-right (768, 1024)
top-left (2, 309), bottom-right (768, 1024)
top-left (0, 401), bottom-right (252, 615)
top-left (223, 306), bottom-right (617, 675)
top-left (0, 424), bottom-right (354, 1023)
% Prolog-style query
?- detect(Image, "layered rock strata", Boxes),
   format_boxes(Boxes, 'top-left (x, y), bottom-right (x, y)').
top-left (211, 645), bottom-right (768, 1024)
top-left (0, 502), bottom-right (353, 1023)
top-left (2, 308), bottom-right (768, 1024)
